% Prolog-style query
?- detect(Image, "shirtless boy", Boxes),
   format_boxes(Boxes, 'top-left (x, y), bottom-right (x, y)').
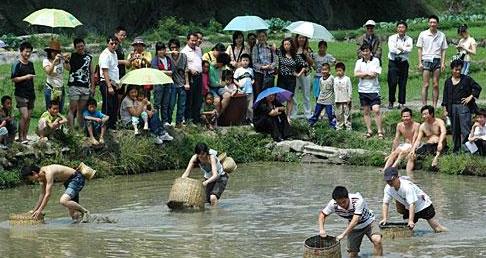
top-left (21, 164), bottom-right (90, 222)
top-left (408, 105), bottom-right (447, 170)
top-left (384, 108), bottom-right (420, 176)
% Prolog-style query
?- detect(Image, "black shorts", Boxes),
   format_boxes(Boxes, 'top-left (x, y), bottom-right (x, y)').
top-left (205, 174), bottom-right (228, 202)
top-left (416, 143), bottom-right (448, 156)
top-left (403, 204), bottom-right (436, 223)
top-left (358, 92), bottom-right (381, 107)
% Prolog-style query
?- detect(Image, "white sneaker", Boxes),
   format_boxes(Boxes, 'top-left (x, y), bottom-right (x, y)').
top-left (0, 144), bottom-right (8, 150)
top-left (143, 123), bottom-right (149, 130)
top-left (163, 122), bottom-right (170, 128)
top-left (134, 129), bottom-right (140, 135)
top-left (154, 137), bottom-right (164, 145)
top-left (158, 132), bottom-right (174, 141)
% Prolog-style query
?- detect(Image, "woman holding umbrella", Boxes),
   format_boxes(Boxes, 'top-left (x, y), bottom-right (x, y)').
top-left (43, 39), bottom-right (69, 112)
top-left (253, 88), bottom-right (292, 142)
top-left (277, 38), bottom-right (306, 123)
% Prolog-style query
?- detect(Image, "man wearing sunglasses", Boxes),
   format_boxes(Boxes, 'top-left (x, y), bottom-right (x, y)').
top-left (356, 20), bottom-right (382, 64)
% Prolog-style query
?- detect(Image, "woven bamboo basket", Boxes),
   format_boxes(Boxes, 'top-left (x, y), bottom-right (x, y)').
top-left (9, 213), bottom-right (45, 225)
top-left (303, 235), bottom-right (341, 258)
top-left (167, 177), bottom-right (205, 210)
top-left (78, 162), bottom-right (96, 180)
top-left (379, 222), bottom-right (413, 239)
top-left (218, 153), bottom-right (237, 173)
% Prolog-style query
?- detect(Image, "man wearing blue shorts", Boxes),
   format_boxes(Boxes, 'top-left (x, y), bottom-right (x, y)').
top-left (21, 164), bottom-right (90, 223)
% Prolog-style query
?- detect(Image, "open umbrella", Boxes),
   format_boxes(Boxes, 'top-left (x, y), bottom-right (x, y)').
top-left (224, 16), bottom-right (269, 31)
top-left (23, 8), bottom-right (82, 28)
top-left (285, 21), bottom-right (334, 41)
top-left (120, 68), bottom-right (174, 85)
top-left (253, 87), bottom-right (293, 108)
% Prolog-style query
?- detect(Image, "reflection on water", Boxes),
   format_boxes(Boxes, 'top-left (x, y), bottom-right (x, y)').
top-left (1, 163), bottom-right (486, 257)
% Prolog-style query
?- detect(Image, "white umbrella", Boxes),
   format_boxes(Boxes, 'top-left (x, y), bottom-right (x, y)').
top-left (23, 8), bottom-right (82, 28)
top-left (224, 16), bottom-right (269, 31)
top-left (286, 21), bottom-right (334, 41)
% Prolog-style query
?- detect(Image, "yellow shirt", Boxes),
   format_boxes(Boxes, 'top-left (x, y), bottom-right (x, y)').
top-left (202, 51), bottom-right (217, 65)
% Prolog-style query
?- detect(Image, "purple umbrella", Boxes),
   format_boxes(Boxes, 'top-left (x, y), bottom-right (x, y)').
top-left (253, 87), bottom-right (292, 109)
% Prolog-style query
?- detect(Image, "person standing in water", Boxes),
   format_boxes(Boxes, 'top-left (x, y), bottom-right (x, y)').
top-left (181, 143), bottom-right (228, 206)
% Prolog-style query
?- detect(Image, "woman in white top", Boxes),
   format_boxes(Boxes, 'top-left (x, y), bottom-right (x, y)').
top-left (456, 24), bottom-right (477, 75)
top-left (43, 39), bottom-right (69, 112)
top-left (468, 110), bottom-right (486, 155)
top-left (181, 143), bottom-right (228, 206)
top-left (226, 31), bottom-right (248, 70)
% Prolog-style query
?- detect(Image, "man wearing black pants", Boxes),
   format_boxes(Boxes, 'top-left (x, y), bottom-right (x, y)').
top-left (181, 32), bottom-right (203, 124)
top-left (98, 36), bottom-right (120, 129)
top-left (387, 21), bottom-right (413, 109)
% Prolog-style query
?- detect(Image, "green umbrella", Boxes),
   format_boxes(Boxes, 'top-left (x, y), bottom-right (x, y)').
top-left (120, 68), bottom-right (174, 85)
top-left (23, 8), bottom-right (82, 28)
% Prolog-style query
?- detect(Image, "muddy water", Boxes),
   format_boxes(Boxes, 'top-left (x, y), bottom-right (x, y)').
top-left (1, 163), bottom-right (486, 257)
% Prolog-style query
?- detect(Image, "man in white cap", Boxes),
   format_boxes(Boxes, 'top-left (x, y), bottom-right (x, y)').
top-left (356, 20), bottom-right (382, 63)
top-left (380, 167), bottom-right (448, 233)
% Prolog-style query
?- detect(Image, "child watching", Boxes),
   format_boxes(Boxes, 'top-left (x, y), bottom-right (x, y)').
top-left (202, 60), bottom-right (210, 97)
top-left (132, 90), bottom-right (150, 135)
top-left (83, 98), bottom-right (109, 145)
top-left (201, 93), bottom-right (217, 130)
top-left (223, 69), bottom-right (238, 96)
top-left (37, 100), bottom-right (68, 141)
top-left (333, 62), bottom-right (353, 130)
top-left (312, 41), bottom-right (336, 100)
top-left (468, 109), bottom-right (486, 155)
top-left (234, 53), bottom-right (254, 123)
top-left (308, 63), bottom-right (335, 127)
top-left (0, 96), bottom-right (17, 148)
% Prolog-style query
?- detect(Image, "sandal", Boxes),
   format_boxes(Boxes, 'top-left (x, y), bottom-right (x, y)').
top-left (365, 132), bottom-right (373, 138)
top-left (377, 132), bottom-right (384, 139)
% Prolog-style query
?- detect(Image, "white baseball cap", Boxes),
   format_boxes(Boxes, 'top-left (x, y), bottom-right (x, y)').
top-left (364, 20), bottom-right (376, 27)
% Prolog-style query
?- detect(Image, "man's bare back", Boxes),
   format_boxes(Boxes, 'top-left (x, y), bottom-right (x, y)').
top-left (40, 164), bottom-right (76, 184)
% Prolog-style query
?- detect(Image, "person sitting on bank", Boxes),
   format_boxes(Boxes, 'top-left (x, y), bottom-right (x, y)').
top-left (380, 167), bottom-right (448, 233)
top-left (253, 93), bottom-right (292, 142)
top-left (468, 109), bottom-right (486, 155)
top-left (209, 53), bottom-right (232, 115)
top-left (21, 164), bottom-right (91, 222)
top-left (383, 108), bottom-right (420, 177)
top-left (201, 93), bottom-right (218, 130)
top-left (37, 100), bottom-right (68, 141)
top-left (181, 143), bottom-right (228, 206)
top-left (408, 105), bottom-right (447, 171)
top-left (83, 98), bottom-right (109, 145)
top-left (319, 186), bottom-right (383, 257)
top-left (0, 95), bottom-right (17, 148)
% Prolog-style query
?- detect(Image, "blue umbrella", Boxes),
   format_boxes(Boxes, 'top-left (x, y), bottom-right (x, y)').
top-left (224, 16), bottom-right (269, 31)
top-left (253, 87), bottom-right (293, 108)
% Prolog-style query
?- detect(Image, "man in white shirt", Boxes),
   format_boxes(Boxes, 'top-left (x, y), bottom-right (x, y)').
top-left (387, 21), bottom-right (413, 109)
top-left (380, 167), bottom-right (448, 233)
top-left (181, 32), bottom-right (203, 124)
top-left (319, 186), bottom-right (383, 257)
top-left (98, 36), bottom-right (120, 129)
top-left (354, 44), bottom-right (383, 139)
top-left (417, 15), bottom-right (448, 108)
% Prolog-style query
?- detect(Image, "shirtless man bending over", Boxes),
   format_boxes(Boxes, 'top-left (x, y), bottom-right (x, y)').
top-left (408, 105), bottom-right (447, 171)
top-left (21, 164), bottom-right (90, 222)
top-left (384, 107), bottom-right (420, 176)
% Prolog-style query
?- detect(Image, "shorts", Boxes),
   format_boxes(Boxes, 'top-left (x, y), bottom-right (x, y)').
top-left (209, 87), bottom-right (226, 98)
top-left (403, 204), bottom-right (436, 223)
top-left (15, 96), bottom-right (35, 110)
top-left (63, 171), bottom-right (85, 203)
top-left (422, 58), bottom-right (441, 72)
top-left (205, 173), bottom-right (228, 202)
top-left (397, 143), bottom-right (412, 151)
top-left (347, 222), bottom-right (381, 253)
top-left (358, 92), bottom-right (381, 107)
top-left (68, 86), bottom-right (91, 101)
top-left (416, 143), bottom-right (448, 156)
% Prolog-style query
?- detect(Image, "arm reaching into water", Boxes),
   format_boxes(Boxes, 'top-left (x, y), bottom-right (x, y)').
top-left (337, 214), bottom-right (360, 241)
top-left (181, 154), bottom-right (197, 178)
top-left (318, 212), bottom-right (327, 237)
